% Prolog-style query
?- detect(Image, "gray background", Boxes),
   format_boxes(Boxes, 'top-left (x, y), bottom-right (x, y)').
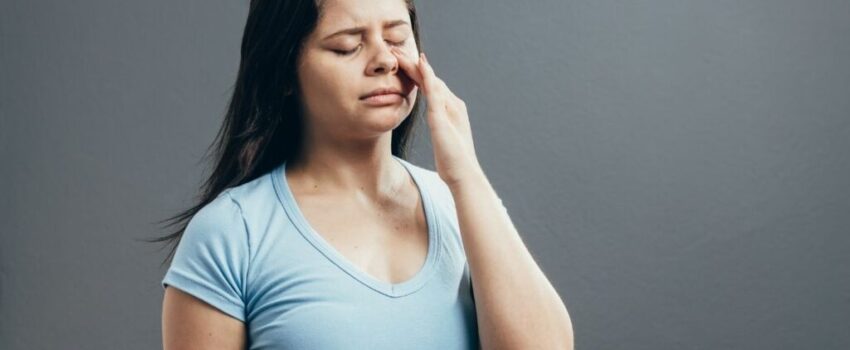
top-left (2, 0), bottom-right (848, 349)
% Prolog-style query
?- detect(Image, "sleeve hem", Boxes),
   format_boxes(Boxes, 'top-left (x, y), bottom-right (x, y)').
top-left (162, 270), bottom-right (246, 323)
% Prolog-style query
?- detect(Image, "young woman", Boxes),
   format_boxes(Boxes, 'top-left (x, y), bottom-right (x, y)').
top-left (154, 0), bottom-right (573, 348)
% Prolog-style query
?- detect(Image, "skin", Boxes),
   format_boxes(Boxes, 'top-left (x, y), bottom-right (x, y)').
top-left (163, 0), bottom-right (575, 348)
top-left (164, 1), bottom-right (424, 349)
top-left (282, 0), bottom-right (431, 288)
top-left (284, 0), bottom-right (421, 201)
top-left (392, 39), bottom-right (576, 350)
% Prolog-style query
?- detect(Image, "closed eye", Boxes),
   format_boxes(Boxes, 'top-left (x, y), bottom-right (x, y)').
top-left (333, 40), bottom-right (407, 56)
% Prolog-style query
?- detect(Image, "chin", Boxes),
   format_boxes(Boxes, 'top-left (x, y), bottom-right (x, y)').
top-left (360, 107), bottom-right (411, 133)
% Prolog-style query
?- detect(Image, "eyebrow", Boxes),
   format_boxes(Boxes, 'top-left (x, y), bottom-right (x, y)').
top-left (322, 20), bottom-right (411, 41)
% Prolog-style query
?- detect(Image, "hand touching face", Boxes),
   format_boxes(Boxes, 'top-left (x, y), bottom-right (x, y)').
top-left (390, 47), bottom-right (483, 187)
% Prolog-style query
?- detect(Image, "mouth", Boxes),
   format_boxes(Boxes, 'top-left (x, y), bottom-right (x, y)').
top-left (360, 87), bottom-right (404, 100)
top-left (361, 93), bottom-right (405, 106)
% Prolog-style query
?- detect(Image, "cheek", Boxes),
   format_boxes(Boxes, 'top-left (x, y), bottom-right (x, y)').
top-left (303, 65), bottom-right (354, 102)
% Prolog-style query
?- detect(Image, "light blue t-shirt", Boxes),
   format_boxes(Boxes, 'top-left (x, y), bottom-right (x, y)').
top-left (161, 156), bottom-right (480, 349)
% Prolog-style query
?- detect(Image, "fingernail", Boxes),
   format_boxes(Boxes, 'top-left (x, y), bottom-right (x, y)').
top-left (421, 53), bottom-right (428, 64)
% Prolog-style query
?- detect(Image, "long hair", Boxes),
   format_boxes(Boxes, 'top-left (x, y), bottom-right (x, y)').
top-left (146, 0), bottom-right (424, 266)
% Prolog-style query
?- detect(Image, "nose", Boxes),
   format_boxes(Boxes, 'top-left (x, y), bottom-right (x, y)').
top-left (365, 42), bottom-right (399, 76)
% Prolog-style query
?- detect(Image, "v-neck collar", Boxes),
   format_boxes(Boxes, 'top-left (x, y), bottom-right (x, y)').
top-left (271, 155), bottom-right (442, 298)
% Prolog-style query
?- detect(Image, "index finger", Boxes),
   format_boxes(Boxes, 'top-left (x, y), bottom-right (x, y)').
top-left (391, 47), bottom-right (425, 89)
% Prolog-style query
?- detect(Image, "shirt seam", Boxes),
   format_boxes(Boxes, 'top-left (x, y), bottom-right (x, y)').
top-left (224, 189), bottom-right (253, 317)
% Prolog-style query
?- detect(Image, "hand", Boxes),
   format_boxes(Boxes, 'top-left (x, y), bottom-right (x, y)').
top-left (390, 47), bottom-right (485, 188)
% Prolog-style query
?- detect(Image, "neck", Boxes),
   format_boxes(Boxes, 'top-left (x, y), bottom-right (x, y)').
top-left (285, 131), bottom-right (407, 200)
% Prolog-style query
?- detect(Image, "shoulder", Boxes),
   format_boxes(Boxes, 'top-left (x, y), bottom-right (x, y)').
top-left (193, 168), bottom-right (284, 251)
top-left (223, 170), bottom-right (278, 212)
top-left (219, 169), bottom-right (283, 229)
top-left (180, 169), bottom-right (278, 253)
top-left (163, 188), bottom-right (251, 321)
top-left (181, 189), bottom-right (248, 249)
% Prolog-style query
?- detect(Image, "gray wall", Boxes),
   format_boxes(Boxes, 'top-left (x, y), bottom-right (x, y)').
top-left (2, 0), bottom-right (848, 349)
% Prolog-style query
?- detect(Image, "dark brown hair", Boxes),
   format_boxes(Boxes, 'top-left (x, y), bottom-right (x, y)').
top-left (146, 0), bottom-right (424, 265)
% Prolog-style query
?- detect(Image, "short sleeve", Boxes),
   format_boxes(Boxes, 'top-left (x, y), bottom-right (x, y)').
top-left (161, 190), bottom-right (250, 322)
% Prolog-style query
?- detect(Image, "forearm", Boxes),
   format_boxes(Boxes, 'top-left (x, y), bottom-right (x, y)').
top-left (449, 170), bottom-right (574, 350)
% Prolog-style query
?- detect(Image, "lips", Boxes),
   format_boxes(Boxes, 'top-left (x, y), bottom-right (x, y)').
top-left (360, 87), bottom-right (404, 99)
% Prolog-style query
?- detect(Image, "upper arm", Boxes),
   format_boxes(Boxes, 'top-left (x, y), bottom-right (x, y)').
top-left (160, 191), bottom-right (252, 349)
top-left (162, 286), bottom-right (247, 350)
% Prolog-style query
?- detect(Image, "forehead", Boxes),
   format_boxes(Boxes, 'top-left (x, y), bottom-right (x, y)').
top-left (317, 0), bottom-right (409, 28)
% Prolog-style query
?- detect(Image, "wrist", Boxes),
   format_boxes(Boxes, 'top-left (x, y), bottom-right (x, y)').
top-left (446, 166), bottom-right (489, 195)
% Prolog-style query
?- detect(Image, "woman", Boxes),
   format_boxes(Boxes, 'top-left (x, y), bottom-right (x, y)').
top-left (155, 0), bottom-right (574, 348)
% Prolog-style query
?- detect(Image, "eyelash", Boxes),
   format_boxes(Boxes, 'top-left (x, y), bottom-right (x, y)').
top-left (333, 40), bottom-right (407, 56)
